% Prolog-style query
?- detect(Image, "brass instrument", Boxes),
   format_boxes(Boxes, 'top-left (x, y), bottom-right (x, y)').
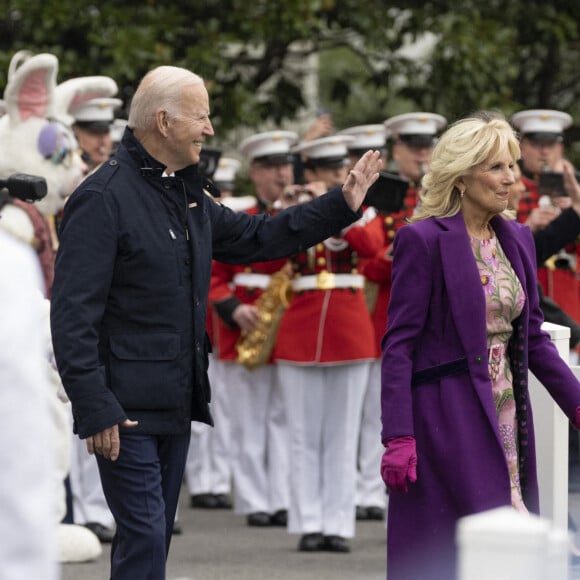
top-left (236, 185), bottom-right (313, 369)
top-left (364, 280), bottom-right (380, 313)
top-left (235, 267), bottom-right (293, 370)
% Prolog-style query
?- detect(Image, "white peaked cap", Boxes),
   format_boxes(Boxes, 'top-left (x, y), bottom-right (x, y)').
top-left (511, 109), bottom-right (572, 138)
top-left (71, 97), bottom-right (123, 123)
top-left (338, 124), bottom-right (388, 150)
top-left (239, 130), bottom-right (298, 162)
top-left (384, 112), bottom-right (447, 138)
top-left (213, 157), bottom-right (241, 184)
top-left (293, 135), bottom-right (355, 160)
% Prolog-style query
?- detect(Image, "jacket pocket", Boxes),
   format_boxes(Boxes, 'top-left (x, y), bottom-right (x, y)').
top-left (109, 333), bottom-right (182, 410)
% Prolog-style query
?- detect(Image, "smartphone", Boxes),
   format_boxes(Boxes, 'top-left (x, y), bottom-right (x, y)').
top-left (363, 171), bottom-right (408, 213)
top-left (538, 170), bottom-right (567, 198)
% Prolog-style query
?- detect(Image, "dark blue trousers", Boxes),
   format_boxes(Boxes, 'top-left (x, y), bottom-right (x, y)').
top-left (96, 432), bottom-right (191, 580)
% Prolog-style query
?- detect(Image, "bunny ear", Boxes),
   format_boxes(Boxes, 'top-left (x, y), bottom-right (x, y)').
top-left (7, 50), bottom-right (35, 80)
top-left (54, 76), bottom-right (119, 126)
top-left (3, 52), bottom-right (59, 124)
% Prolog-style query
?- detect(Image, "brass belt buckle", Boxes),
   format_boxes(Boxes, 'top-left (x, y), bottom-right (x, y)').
top-left (316, 271), bottom-right (335, 290)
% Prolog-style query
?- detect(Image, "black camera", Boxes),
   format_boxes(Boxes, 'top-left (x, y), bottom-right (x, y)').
top-left (197, 148), bottom-right (224, 198)
top-left (363, 171), bottom-right (408, 213)
top-left (198, 147), bottom-right (222, 179)
top-left (0, 173), bottom-right (48, 203)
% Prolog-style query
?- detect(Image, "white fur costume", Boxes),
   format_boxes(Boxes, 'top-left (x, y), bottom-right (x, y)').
top-left (0, 51), bottom-right (119, 563)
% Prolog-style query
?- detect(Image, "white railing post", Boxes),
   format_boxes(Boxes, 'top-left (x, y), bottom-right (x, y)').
top-left (529, 321), bottom-right (570, 530)
top-left (457, 507), bottom-right (569, 580)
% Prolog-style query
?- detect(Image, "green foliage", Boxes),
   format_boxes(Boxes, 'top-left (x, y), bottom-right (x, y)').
top-left (422, 13), bottom-right (521, 116)
top-left (0, 0), bottom-right (579, 153)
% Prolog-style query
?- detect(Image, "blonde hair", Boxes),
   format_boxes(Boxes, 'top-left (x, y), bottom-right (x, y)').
top-left (127, 66), bottom-right (205, 132)
top-left (411, 111), bottom-right (520, 222)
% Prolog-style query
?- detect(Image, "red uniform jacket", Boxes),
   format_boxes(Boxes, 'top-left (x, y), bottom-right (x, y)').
top-left (273, 209), bottom-right (383, 364)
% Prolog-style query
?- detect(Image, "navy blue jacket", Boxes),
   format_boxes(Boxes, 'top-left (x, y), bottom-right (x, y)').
top-left (51, 129), bottom-right (361, 438)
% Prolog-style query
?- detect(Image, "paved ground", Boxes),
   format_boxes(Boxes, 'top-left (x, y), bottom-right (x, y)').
top-left (61, 461), bottom-right (580, 580)
top-left (61, 486), bottom-right (387, 580)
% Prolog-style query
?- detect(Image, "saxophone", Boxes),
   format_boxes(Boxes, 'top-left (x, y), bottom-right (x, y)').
top-left (235, 266), bottom-right (293, 370)
top-left (235, 185), bottom-right (312, 369)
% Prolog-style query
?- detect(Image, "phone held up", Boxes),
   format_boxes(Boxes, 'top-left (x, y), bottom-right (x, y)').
top-left (538, 170), bottom-right (567, 198)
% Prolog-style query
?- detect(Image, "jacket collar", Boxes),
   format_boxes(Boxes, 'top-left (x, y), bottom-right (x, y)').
top-left (119, 127), bottom-right (200, 181)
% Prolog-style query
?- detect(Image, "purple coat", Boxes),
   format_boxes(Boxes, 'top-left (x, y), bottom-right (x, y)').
top-left (381, 212), bottom-right (580, 580)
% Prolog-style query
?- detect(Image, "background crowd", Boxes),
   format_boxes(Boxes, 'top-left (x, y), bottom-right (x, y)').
top-left (1, 40), bottom-right (580, 580)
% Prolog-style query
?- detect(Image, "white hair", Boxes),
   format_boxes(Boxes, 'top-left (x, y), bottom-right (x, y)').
top-left (127, 66), bottom-right (205, 132)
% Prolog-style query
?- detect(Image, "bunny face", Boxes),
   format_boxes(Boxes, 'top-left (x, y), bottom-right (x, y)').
top-left (0, 114), bottom-right (86, 215)
top-left (0, 51), bottom-right (118, 217)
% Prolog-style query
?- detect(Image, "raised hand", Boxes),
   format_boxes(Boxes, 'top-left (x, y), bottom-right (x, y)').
top-left (341, 150), bottom-right (383, 211)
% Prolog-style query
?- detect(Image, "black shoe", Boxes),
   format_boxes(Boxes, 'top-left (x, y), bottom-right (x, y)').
top-left (190, 493), bottom-right (219, 509)
top-left (270, 509), bottom-right (288, 526)
top-left (247, 512), bottom-right (271, 526)
top-left (298, 533), bottom-right (324, 552)
top-left (365, 506), bottom-right (385, 521)
top-left (212, 493), bottom-right (232, 509)
top-left (323, 535), bottom-right (351, 553)
top-left (172, 521), bottom-right (183, 535)
top-left (355, 505), bottom-right (369, 520)
top-left (84, 522), bottom-right (115, 543)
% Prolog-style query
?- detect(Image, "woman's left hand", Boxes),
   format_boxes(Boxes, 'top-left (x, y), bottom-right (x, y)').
top-left (380, 436), bottom-right (418, 493)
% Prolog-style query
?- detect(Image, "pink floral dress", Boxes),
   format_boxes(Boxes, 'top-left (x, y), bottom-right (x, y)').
top-left (470, 232), bottom-right (528, 512)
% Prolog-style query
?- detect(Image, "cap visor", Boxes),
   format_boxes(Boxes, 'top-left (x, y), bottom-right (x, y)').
top-left (398, 134), bottom-right (435, 147)
top-left (523, 132), bottom-right (562, 143)
top-left (253, 153), bottom-right (295, 165)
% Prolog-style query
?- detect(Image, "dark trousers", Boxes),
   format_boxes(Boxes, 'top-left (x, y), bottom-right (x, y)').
top-left (96, 432), bottom-right (191, 580)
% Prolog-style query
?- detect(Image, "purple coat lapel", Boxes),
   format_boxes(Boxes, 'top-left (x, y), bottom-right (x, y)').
top-left (490, 214), bottom-right (527, 290)
top-left (436, 213), bottom-right (504, 434)
top-left (436, 213), bottom-right (487, 355)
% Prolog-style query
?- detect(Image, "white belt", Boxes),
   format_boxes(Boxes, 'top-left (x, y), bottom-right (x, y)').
top-left (232, 273), bottom-right (271, 289)
top-left (292, 273), bottom-right (365, 291)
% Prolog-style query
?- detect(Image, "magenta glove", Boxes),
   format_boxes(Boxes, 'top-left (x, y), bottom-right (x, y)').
top-left (574, 406), bottom-right (580, 429)
top-left (381, 436), bottom-right (417, 493)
